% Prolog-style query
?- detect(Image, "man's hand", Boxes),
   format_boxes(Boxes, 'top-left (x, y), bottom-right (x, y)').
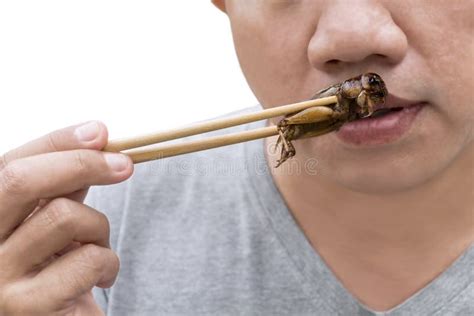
top-left (0, 121), bottom-right (133, 315)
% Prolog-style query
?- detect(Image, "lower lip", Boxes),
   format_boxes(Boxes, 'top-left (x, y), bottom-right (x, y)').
top-left (335, 103), bottom-right (425, 146)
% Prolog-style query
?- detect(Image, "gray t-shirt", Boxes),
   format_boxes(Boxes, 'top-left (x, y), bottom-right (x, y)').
top-left (86, 105), bottom-right (473, 316)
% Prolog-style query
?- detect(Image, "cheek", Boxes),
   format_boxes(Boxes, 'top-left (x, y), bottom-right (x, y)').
top-left (393, 9), bottom-right (474, 148)
top-left (427, 45), bottom-right (474, 126)
top-left (398, 3), bottom-right (474, 125)
top-left (229, 11), bottom-right (319, 107)
top-left (427, 59), bottom-right (474, 148)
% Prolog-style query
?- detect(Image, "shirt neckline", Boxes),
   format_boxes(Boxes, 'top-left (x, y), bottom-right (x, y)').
top-left (242, 110), bottom-right (473, 315)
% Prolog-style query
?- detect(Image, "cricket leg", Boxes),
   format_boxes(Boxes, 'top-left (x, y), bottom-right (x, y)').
top-left (279, 129), bottom-right (293, 152)
top-left (275, 132), bottom-right (296, 168)
top-left (274, 128), bottom-right (284, 152)
top-left (275, 148), bottom-right (289, 168)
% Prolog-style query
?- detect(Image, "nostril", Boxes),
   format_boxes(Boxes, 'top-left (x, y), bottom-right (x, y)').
top-left (308, 9), bottom-right (408, 70)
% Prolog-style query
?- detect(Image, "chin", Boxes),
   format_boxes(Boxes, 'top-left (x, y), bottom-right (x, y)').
top-left (296, 130), bottom-right (470, 195)
top-left (329, 162), bottom-right (433, 194)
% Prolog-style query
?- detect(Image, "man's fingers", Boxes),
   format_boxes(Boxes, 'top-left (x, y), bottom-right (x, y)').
top-left (2, 245), bottom-right (119, 313)
top-left (0, 121), bottom-right (108, 172)
top-left (65, 188), bottom-right (90, 203)
top-left (32, 244), bottom-right (120, 304)
top-left (74, 292), bottom-right (107, 316)
top-left (3, 198), bottom-right (110, 277)
top-left (0, 150), bottom-right (133, 239)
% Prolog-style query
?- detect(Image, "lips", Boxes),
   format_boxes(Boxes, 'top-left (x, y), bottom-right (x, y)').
top-left (373, 94), bottom-right (418, 112)
top-left (336, 94), bottom-right (426, 146)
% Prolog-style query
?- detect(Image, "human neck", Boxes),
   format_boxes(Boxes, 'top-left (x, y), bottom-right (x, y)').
top-left (265, 136), bottom-right (473, 250)
top-left (264, 137), bottom-right (474, 310)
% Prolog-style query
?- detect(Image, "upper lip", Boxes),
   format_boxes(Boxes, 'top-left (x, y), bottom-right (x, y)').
top-left (374, 94), bottom-right (426, 111)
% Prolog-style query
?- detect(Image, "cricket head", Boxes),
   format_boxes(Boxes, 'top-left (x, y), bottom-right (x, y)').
top-left (356, 73), bottom-right (388, 117)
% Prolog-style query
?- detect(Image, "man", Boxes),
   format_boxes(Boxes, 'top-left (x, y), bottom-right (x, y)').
top-left (0, 0), bottom-right (472, 315)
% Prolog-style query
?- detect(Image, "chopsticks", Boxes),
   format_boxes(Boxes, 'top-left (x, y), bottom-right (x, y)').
top-left (105, 95), bottom-right (338, 164)
top-left (124, 126), bottom-right (280, 164)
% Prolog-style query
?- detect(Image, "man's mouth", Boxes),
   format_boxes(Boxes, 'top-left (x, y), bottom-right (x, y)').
top-left (336, 94), bottom-right (427, 146)
top-left (368, 94), bottom-right (425, 119)
top-left (369, 107), bottom-right (403, 118)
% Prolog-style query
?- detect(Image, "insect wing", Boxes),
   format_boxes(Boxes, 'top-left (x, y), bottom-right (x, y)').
top-left (298, 120), bottom-right (343, 139)
top-left (284, 106), bottom-right (335, 125)
top-left (311, 84), bottom-right (341, 99)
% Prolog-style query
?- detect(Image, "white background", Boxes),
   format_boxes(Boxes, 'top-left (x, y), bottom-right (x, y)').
top-left (0, 1), bottom-right (257, 154)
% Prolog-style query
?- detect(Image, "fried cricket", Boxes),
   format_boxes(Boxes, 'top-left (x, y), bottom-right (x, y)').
top-left (274, 73), bottom-right (388, 167)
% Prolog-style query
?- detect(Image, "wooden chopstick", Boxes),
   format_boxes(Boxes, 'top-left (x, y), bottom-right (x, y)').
top-left (125, 126), bottom-right (279, 163)
top-left (105, 96), bottom-right (337, 153)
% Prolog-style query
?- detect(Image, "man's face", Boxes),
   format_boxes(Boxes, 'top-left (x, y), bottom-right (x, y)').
top-left (221, 0), bottom-right (474, 193)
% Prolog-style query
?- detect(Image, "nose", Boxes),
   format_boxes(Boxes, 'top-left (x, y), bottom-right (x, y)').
top-left (308, 1), bottom-right (408, 69)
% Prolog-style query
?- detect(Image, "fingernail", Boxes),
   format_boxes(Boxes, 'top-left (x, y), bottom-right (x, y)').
top-left (75, 121), bottom-right (100, 142)
top-left (104, 153), bottom-right (129, 172)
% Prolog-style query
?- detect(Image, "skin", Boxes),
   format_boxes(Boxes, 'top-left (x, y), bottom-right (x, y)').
top-left (214, 0), bottom-right (474, 311)
top-left (274, 73), bottom-right (387, 167)
top-left (0, 122), bottom-right (133, 315)
top-left (0, 1), bottom-right (472, 314)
